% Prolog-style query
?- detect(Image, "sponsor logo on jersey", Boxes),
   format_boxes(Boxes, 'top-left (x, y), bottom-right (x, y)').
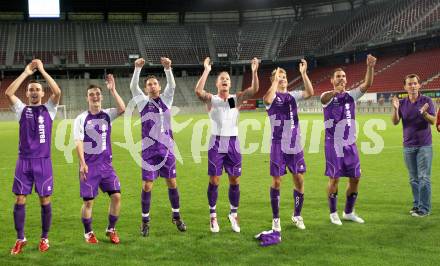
top-left (345, 103), bottom-right (352, 126)
top-left (101, 123), bottom-right (107, 151)
top-left (38, 115), bottom-right (46, 143)
top-left (25, 108), bottom-right (34, 119)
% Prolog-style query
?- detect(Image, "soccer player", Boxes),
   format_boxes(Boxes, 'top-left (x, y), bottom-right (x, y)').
top-left (195, 57), bottom-right (259, 233)
top-left (263, 59), bottom-right (314, 232)
top-left (5, 59), bottom-right (61, 254)
top-left (391, 74), bottom-right (435, 217)
top-left (320, 54), bottom-right (377, 225)
top-left (73, 74), bottom-right (125, 244)
top-left (130, 57), bottom-right (186, 237)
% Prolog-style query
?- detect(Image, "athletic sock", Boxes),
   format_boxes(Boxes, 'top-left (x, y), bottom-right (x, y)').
top-left (41, 203), bottom-right (52, 238)
top-left (141, 190), bottom-right (151, 223)
top-left (293, 190), bottom-right (304, 217)
top-left (270, 187), bottom-right (280, 219)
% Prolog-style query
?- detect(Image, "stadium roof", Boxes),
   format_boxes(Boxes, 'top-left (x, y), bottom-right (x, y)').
top-left (1, 0), bottom-right (351, 13)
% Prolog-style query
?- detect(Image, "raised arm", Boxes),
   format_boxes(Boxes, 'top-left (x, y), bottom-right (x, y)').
top-left (391, 96), bottom-right (400, 125)
top-left (237, 57), bottom-right (259, 104)
top-left (299, 59), bottom-right (314, 99)
top-left (130, 58), bottom-right (146, 98)
top-left (161, 57), bottom-right (176, 106)
top-left (5, 62), bottom-right (36, 105)
top-left (195, 57), bottom-right (213, 103)
top-left (359, 54), bottom-right (377, 93)
top-left (34, 59), bottom-right (61, 104)
top-left (106, 74), bottom-right (125, 115)
top-left (162, 57), bottom-right (176, 89)
top-left (263, 68), bottom-right (280, 106)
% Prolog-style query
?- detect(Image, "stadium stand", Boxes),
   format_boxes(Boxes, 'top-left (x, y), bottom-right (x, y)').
top-left (277, 13), bottom-right (346, 57)
top-left (0, 0), bottom-right (438, 66)
top-left (407, 0), bottom-right (440, 36)
top-left (346, 1), bottom-right (402, 47)
top-left (138, 24), bottom-right (209, 65)
top-left (371, 0), bottom-right (438, 43)
top-left (320, 0), bottom-right (396, 53)
top-left (424, 74), bottom-right (440, 90)
top-left (0, 24), bottom-right (7, 66)
top-left (369, 48), bottom-right (440, 92)
top-left (14, 22), bottom-right (77, 65)
top-left (82, 23), bottom-right (139, 65)
top-left (237, 22), bottom-right (273, 60)
top-left (210, 23), bottom-right (240, 61)
top-left (316, 0), bottom-right (440, 52)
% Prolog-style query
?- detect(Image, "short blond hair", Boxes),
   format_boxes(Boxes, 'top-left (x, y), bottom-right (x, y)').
top-left (270, 68), bottom-right (287, 82)
top-left (216, 71), bottom-right (230, 81)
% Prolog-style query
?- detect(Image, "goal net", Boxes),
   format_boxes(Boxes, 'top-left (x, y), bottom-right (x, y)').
top-left (56, 105), bottom-right (67, 120)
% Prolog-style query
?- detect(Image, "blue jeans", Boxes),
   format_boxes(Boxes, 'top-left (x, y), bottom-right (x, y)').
top-left (403, 146), bottom-right (433, 214)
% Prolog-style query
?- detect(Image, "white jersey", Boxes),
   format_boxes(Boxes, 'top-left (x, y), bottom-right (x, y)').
top-left (209, 94), bottom-right (239, 136)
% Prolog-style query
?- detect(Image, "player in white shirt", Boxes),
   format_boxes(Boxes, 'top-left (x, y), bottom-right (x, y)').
top-left (195, 57), bottom-right (259, 233)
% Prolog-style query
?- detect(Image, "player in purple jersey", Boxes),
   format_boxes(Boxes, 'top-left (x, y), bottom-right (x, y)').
top-left (320, 54), bottom-right (377, 225)
top-left (130, 57), bottom-right (187, 237)
top-left (73, 74), bottom-right (125, 244)
top-left (5, 59), bottom-right (61, 254)
top-left (195, 57), bottom-right (259, 233)
top-left (263, 60), bottom-right (314, 232)
top-left (392, 74), bottom-right (436, 217)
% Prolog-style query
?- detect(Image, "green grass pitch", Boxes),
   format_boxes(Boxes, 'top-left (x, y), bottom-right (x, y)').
top-left (0, 112), bottom-right (438, 265)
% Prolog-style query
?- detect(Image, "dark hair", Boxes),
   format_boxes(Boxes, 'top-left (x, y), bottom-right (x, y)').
top-left (27, 79), bottom-right (43, 91)
top-left (332, 68), bottom-right (345, 77)
top-left (28, 79), bottom-right (41, 85)
top-left (144, 75), bottom-right (159, 86)
top-left (403, 74), bottom-right (420, 85)
top-left (87, 84), bottom-right (102, 92)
